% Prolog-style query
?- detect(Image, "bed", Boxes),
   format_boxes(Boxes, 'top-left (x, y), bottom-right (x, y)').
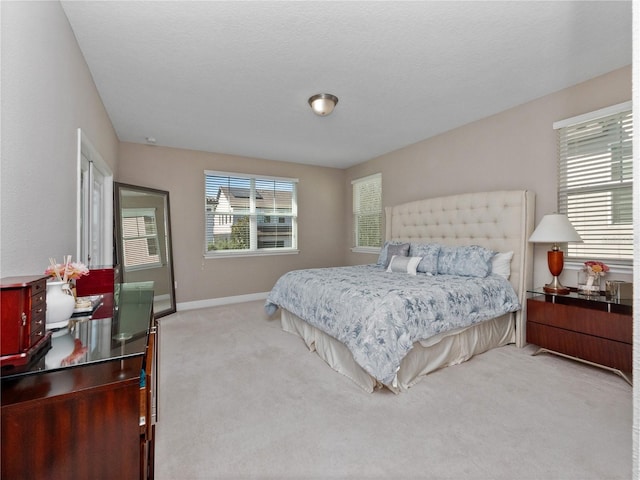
top-left (265, 190), bottom-right (535, 392)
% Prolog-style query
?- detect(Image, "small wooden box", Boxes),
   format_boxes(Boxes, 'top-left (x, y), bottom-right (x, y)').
top-left (1, 275), bottom-right (50, 371)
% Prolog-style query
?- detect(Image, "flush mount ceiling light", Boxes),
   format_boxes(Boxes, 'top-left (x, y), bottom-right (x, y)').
top-left (308, 93), bottom-right (339, 116)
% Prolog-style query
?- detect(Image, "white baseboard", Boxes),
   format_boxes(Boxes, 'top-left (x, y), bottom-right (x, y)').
top-left (176, 292), bottom-right (269, 311)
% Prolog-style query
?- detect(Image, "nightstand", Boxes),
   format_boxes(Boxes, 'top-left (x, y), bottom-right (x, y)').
top-left (526, 288), bottom-right (632, 385)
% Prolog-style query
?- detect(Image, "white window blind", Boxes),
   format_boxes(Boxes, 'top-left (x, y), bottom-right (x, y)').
top-left (352, 173), bottom-right (382, 249)
top-left (204, 171), bottom-right (298, 255)
top-left (555, 102), bottom-right (633, 264)
top-left (121, 208), bottom-right (162, 270)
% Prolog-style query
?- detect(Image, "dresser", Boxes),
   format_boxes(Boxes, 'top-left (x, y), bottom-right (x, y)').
top-left (0, 275), bottom-right (50, 372)
top-left (1, 283), bottom-right (158, 480)
top-left (526, 288), bottom-right (632, 384)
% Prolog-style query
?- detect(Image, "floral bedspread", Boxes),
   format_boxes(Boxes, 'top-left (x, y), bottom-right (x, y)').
top-left (265, 265), bottom-right (520, 386)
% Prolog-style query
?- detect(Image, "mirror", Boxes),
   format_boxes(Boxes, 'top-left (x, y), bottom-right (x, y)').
top-left (114, 182), bottom-right (176, 318)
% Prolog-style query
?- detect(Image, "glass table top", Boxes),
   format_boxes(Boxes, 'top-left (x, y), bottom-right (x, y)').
top-left (527, 287), bottom-right (632, 314)
top-left (1, 283), bottom-right (154, 380)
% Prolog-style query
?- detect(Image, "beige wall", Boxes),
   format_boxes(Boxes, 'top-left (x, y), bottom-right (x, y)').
top-left (1, 1), bottom-right (119, 277)
top-left (2, 0), bottom-right (631, 299)
top-left (345, 66), bottom-right (632, 288)
top-left (116, 143), bottom-right (345, 304)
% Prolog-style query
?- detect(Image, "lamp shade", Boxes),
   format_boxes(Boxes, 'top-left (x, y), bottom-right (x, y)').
top-left (528, 214), bottom-right (582, 244)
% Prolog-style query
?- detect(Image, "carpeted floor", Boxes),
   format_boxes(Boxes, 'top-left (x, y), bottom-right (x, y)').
top-left (154, 300), bottom-right (632, 480)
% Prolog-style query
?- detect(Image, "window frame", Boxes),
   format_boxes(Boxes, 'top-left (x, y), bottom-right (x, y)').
top-left (204, 170), bottom-right (299, 258)
top-left (351, 173), bottom-right (382, 254)
top-left (554, 101), bottom-right (633, 268)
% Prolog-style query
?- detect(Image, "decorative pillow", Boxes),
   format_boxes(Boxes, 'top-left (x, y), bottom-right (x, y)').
top-left (437, 245), bottom-right (495, 278)
top-left (491, 251), bottom-right (514, 279)
top-left (409, 243), bottom-right (440, 275)
top-left (377, 241), bottom-right (410, 268)
top-left (386, 255), bottom-right (422, 276)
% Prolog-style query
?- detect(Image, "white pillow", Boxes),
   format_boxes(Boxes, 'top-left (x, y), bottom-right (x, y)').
top-left (386, 255), bottom-right (422, 276)
top-left (491, 251), bottom-right (513, 279)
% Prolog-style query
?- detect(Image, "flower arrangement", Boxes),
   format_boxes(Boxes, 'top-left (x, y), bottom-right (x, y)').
top-left (45, 256), bottom-right (89, 283)
top-left (584, 260), bottom-right (609, 278)
top-left (578, 260), bottom-right (609, 296)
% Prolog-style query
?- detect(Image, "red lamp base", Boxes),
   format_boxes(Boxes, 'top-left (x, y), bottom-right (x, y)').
top-left (544, 249), bottom-right (570, 295)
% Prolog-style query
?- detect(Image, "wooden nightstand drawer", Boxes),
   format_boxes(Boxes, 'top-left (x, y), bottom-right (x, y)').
top-left (527, 322), bottom-right (632, 372)
top-left (527, 297), bottom-right (631, 344)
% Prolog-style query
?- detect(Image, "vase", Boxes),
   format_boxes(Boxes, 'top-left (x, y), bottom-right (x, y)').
top-left (577, 270), bottom-right (601, 296)
top-left (46, 280), bottom-right (75, 328)
top-left (45, 329), bottom-right (75, 369)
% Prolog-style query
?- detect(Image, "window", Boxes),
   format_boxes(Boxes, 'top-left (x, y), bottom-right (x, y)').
top-left (121, 208), bottom-right (162, 270)
top-left (555, 101), bottom-right (632, 264)
top-left (352, 173), bottom-right (382, 250)
top-left (204, 171), bottom-right (298, 256)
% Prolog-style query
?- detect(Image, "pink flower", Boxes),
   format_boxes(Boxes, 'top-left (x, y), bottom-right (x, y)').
top-left (584, 260), bottom-right (609, 277)
top-left (45, 259), bottom-right (89, 281)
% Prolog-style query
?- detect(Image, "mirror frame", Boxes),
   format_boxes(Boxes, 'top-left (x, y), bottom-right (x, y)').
top-left (114, 182), bottom-right (176, 318)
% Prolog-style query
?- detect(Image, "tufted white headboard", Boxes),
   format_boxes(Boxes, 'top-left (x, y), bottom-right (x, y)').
top-left (385, 190), bottom-right (535, 347)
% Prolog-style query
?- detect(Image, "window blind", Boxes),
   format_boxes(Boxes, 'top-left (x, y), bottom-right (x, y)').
top-left (204, 171), bottom-right (297, 254)
top-left (555, 102), bottom-right (633, 263)
top-left (352, 173), bottom-right (382, 249)
top-left (121, 208), bottom-right (162, 269)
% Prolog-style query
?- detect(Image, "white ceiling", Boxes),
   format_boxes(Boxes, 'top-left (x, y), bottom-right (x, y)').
top-left (60, 1), bottom-right (632, 169)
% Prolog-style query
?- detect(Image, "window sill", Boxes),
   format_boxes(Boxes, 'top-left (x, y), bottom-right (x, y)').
top-left (204, 249), bottom-right (299, 259)
top-left (351, 247), bottom-right (381, 255)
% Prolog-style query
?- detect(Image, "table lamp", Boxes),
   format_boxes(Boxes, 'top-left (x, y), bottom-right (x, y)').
top-left (529, 214), bottom-right (582, 295)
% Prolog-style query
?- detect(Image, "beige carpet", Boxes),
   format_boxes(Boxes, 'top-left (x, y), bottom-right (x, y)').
top-left (154, 300), bottom-right (632, 480)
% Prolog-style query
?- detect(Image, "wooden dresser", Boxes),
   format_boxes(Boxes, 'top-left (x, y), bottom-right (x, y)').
top-left (1, 283), bottom-right (158, 480)
top-left (526, 289), bottom-right (632, 384)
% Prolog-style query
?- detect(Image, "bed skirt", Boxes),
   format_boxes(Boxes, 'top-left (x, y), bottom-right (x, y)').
top-left (280, 309), bottom-right (515, 393)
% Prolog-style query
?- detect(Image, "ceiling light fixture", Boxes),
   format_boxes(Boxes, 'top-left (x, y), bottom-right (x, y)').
top-left (308, 93), bottom-right (339, 116)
